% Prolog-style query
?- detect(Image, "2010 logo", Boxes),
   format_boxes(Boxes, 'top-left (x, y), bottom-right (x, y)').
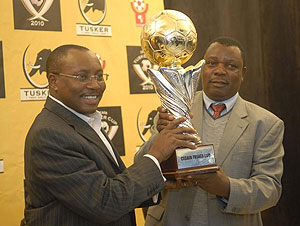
top-left (21, 0), bottom-right (54, 22)
top-left (126, 46), bottom-right (158, 94)
top-left (13, 0), bottom-right (62, 31)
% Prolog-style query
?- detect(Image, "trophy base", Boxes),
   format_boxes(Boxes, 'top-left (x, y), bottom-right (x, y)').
top-left (163, 164), bottom-right (219, 180)
top-left (161, 144), bottom-right (219, 181)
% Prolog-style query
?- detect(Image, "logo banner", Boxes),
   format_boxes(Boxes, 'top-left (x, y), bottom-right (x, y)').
top-left (21, 44), bottom-right (51, 101)
top-left (126, 46), bottom-right (158, 94)
top-left (13, 0), bottom-right (62, 31)
top-left (98, 106), bottom-right (125, 156)
top-left (76, 0), bottom-right (111, 37)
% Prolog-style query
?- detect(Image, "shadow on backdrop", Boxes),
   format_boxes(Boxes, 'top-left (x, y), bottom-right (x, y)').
top-left (162, 1), bottom-right (300, 225)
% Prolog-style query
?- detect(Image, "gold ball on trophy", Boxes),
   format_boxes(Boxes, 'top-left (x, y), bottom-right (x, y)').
top-left (141, 10), bottom-right (197, 68)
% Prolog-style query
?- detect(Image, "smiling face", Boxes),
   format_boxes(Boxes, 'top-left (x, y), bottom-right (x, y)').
top-left (48, 48), bottom-right (106, 115)
top-left (202, 42), bottom-right (246, 101)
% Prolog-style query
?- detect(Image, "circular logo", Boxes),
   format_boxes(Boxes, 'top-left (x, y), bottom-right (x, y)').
top-left (78, 0), bottom-right (106, 25)
top-left (23, 45), bottom-right (50, 88)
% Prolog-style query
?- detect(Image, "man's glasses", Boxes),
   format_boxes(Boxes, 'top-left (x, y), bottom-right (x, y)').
top-left (52, 72), bottom-right (109, 83)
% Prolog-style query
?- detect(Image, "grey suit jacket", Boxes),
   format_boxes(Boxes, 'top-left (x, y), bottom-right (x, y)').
top-left (135, 91), bottom-right (284, 226)
top-left (24, 97), bottom-right (165, 226)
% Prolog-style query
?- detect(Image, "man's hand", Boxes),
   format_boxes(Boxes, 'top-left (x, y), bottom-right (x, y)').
top-left (148, 117), bottom-right (199, 163)
top-left (165, 180), bottom-right (194, 189)
top-left (184, 167), bottom-right (230, 198)
top-left (156, 107), bottom-right (174, 132)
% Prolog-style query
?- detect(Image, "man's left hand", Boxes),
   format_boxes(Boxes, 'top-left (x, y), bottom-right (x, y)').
top-left (183, 167), bottom-right (230, 198)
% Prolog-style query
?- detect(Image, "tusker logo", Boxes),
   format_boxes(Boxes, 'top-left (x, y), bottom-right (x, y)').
top-left (130, 0), bottom-right (148, 27)
top-left (79, 0), bottom-right (106, 25)
top-left (13, 0), bottom-right (62, 31)
top-left (76, 0), bottom-right (112, 37)
top-left (21, 45), bottom-right (51, 101)
top-left (0, 41), bottom-right (5, 98)
top-left (137, 107), bottom-right (157, 143)
top-left (126, 46), bottom-right (158, 94)
top-left (98, 106), bottom-right (125, 156)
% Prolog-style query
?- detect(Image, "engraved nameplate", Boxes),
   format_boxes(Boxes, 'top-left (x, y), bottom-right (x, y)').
top-left (176, 144), bottom-right (216, 169)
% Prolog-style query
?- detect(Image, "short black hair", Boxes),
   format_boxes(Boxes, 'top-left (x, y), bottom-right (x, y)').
top-left (206, 37), bottom-right (246, 67)
top-left (46, 44), bottom-right (90, 77)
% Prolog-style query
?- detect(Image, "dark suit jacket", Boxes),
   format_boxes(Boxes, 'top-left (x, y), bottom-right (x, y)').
top-left (24, 97), bottom-right (165, 226)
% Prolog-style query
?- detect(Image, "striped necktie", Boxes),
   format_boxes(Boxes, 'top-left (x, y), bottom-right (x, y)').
top-left (211, 104), bottom-right (226, 119)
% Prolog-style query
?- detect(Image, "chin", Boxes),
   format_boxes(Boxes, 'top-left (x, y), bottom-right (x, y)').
top-left (78, 106), bottom-right (98, 115)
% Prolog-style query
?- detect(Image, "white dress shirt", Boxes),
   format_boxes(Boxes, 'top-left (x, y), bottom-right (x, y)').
top-left (48, 95), bottom-right (164, 181)
top-left (202, 92), bottom-right (238, 117)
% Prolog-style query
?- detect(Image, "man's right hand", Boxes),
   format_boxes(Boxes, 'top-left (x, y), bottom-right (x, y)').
top-left (156, 107), bottom-right (174, 132)
top-left (148, 117), bottom-right (199, 163)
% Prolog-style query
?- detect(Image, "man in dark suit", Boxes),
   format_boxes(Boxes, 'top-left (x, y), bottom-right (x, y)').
top-left (135, 37), bottom-right (284, 226)
top-left (24, 44), bottom-right (199, 226)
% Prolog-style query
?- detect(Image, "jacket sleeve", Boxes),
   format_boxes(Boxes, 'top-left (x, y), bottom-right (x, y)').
top-left (26, 126), bottom-right (165, 224)
top-left (223, 118), bottom-right (284, 214)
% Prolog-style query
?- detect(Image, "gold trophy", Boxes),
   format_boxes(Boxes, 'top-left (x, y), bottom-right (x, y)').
top-left (141, 10), bottom-right (219, 180)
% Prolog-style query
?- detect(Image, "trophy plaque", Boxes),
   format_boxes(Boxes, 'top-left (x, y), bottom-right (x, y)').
top-left (141, 10), bottom-right (219, 180)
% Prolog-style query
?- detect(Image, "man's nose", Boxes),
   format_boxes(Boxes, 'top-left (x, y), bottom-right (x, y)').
top-left (214, 63), bottom-right (226, 75)
top-left (86, 77), bottom-right (103, 88)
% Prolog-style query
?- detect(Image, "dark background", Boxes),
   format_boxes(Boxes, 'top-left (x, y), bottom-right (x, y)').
top-left (0, 41), bottom-right (5, 98)
top-left (163, 0), bottom-right (300, 225)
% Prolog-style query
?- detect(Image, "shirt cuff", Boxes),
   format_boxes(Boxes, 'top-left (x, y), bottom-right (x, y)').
top-left (152, 193), bottom-right (159, 203)
top-left (144, 154), bottom-right (166, 182)
top-left (216, 195), bottom-right (229, 209)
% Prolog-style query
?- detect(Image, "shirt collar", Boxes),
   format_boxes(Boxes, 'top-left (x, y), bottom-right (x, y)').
top-left (202, 91), bottom-right (239, 113)
top-left (48, 95), bottom-right (102, 126)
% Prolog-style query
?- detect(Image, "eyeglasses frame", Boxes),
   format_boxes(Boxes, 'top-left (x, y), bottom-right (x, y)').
top-left (51, 72), bottom-right (109, 82)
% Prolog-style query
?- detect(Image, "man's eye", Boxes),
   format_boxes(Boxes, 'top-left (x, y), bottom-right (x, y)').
top-left (77, 74), bottom-right (89, 81)
top-left (206, 61), bottom-right (217, 66)
top-left (95, 74), bottom-right (104, 81)
top-left (227, 64), bottom-right (237, 69)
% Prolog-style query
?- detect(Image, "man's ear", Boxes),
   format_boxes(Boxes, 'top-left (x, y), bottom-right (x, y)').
top-left (48, 73), bottom-right (58, 91)
top-left (241, 66), bottom-right (247, 81)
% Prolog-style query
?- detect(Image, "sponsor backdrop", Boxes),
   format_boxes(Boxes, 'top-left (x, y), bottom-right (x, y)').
top-left (0, 1), bottom-right (163, 225)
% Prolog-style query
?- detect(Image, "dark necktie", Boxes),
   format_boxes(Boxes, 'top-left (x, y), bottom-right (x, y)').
top-left (211, 104), bottom-right (226, 119)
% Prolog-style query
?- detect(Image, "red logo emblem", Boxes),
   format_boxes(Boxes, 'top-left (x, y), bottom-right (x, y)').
top-left (131, 0), bottom-right (148, 27)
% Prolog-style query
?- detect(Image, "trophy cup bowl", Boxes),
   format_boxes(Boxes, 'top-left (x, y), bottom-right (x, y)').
top-left (141, 10), bottom-right (219, 180)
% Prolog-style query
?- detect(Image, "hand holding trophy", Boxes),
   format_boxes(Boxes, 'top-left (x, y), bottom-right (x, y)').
top-left (141, 10), bottom-right (219, 180)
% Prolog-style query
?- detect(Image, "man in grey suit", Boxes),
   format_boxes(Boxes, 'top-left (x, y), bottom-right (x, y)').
top-left (135, 37), bottom-right (285, 226)
top-left (24, 44), bottom-right (199, 226)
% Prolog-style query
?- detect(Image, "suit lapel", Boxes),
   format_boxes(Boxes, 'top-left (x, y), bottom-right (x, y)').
top-left (45, 98), bottom-right (122, 171)
top-left (217, 96), bottom-right (249, 165)
top-left (191, 93), bottom-right (249, 166)
top-left (191, 91), bottom-right (204, 139)
top-left (100, 128), bottom-right (126, 171)
top-left (73, 124), bottom-right (122, 170)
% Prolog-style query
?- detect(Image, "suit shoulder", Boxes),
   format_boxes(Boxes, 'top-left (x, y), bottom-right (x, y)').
top-left (242, 99), bottom-right (283, 125)
top-left (194, 91), bottom-right (203, 103)
top-left (27, 108), bottom-right (71, 138)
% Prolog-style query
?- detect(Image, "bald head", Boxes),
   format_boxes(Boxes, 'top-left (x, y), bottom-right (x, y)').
top-left (46, 44), bottom-right (90, 77)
